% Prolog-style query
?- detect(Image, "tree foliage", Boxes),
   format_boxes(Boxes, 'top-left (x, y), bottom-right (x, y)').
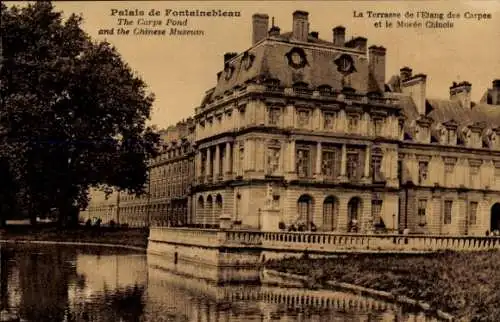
top-left (0, 2), bottom-right (161, 224)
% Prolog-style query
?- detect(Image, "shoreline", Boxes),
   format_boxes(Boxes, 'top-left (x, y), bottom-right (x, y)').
top-left (262, 268), bottom-right (454, 321)
top-left (0, 226), bottom-right (149, 250)
top-left (265, 251), bottom-right (500, 321)
top-left (0, 239), bottom-right (147, 252)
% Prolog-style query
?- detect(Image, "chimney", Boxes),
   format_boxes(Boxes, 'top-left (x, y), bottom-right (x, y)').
top-left (401, 73), bottom-right (427, 115)
top-left (491, 79), bottom-right (500, 105)
top-left (292, 10), bottom-right (309, 42)
top-left (224, 52), bottom-right (238, 63)
top-left (332, 26), bottom-right (345, 46)
top-left (369, 46), bottom-right (387, 93)
top-left (400, 67), bottom-right (412, 81)
top-left (310, 31), bottom-right (319, 39)
top-left (345, 37), bottom-right (367, 53)
top-left (252, 13), bottom-right (269, 45)
top-left (450, 81), bottom-right (472, 109)
top-left (268, 17), bottom-right (281, 36)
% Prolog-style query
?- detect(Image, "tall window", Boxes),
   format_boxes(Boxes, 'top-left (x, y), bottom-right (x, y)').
top-left (418, 199), bottom-right (427, 226)
top-left (266, 147), bottom-right (280, 175)
top-left (219, 148), bottom-right (224, 176)
top-left (444, 200), bottom-right (453, 224)
top-left (398, 160), bottom-right (403, 183)
top-left (200, 154), bottom-right (206, 177)
top-left (297, 195), bottom-right (312, 224)
top-left (238, 143), bottom-right (244, 175)
top-left (346, 150), bottom-right (360, 180)
top-left (371, 200), bottom-right (383, 224)
top-left (272, 195), bottom-right (280, 210)
top-left (323, 196), bottom-right (337, 231)
top-left (374, 118), bottom-right (384, 136)
top-left (469, 201), bottom-right (478, 225)
top-left (324, 112), bottom-right (335, 130)
top-left (297, 110), bottom-right (310, 128)
top-left (321, 150), bottom-right (337, 178)
top-left (470, 165), bottom-right (480, 187)
top-left (372, 155), bottom-right (383, 182)
top-left (268, 108), bottom-right (281, 126)
top-left (296, 148), bottom-right (311, 177)
top-left (348, 114), bottom-right (360, 132)
top-left (418, 161), bottom-right (428, 184)
top-left (239, 108), bottom-right (246, 127)
top-left (444, 162), bottom-right (454, 186)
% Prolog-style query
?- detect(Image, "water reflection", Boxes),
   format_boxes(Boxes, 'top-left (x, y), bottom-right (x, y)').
top-left (0, 244), bottom-right (442, 321)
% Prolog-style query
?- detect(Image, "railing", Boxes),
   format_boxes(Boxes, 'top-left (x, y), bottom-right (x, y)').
top-left (149, 227), bottom-right (262, 248)
top-left (149, 227), bottom-right (221, 247)
top-left (261, 232), bottom-right (500, 252)
top-left (149, 228), bottom-right (500, 252)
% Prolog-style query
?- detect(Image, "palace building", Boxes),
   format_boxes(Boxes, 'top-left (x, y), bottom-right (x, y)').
top-left (82, 10), bottom-right (500, 235)
top-left (81, 118), bottom-right (195, 227)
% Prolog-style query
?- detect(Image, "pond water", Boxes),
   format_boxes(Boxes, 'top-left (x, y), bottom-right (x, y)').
top-left (0, 243), bottom-right (442, 321)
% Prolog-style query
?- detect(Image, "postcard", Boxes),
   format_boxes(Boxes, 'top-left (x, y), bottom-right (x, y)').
top-left (1, 1), bottom-right (499, 321)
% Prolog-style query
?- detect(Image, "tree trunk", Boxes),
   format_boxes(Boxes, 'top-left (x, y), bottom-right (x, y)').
top-left (30, 212), bottom-right (37, 226)
top-left (58, 201), bottom-right (79, 229)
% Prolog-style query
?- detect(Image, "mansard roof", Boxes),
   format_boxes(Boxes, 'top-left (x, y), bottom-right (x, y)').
top-left (427, 99), bottom-right (500, 127)
top-left (207, 35), bottom-right (381, 101)
top-left (388, 74), bottom-right (500, 135)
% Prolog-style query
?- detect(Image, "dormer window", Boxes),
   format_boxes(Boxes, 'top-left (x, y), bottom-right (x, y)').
top-left (415, 116), bottom-right (433, 143)
top-left (418, 127), bottom-right (429, 142)
top-left (458, 126), bottom-right (471, 146)
top-left (482, 128), bottom-right (497, 149)
top-left (224, 64), bottom-right (235, 80)
top-left (447, 129), bottom-right (455, 144)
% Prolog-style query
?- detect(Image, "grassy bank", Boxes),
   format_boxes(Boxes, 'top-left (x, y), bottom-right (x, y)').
top-left (266, 251), bottom-right (500, 321)
top-left (0, 225), bottom-right (149, 249)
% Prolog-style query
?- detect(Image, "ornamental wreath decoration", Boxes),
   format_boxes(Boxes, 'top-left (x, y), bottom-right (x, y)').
top-left (285, 47), bottom-right (308, 69)
top-left (334, 54), bottom-right (356, 75)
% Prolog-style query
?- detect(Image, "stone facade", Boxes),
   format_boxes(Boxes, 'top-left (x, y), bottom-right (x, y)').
top-left (81, 119), bottom-right (195, 227)
top-left (83, 11), bottom-right (500, 235)
top-left (190, 11), bottom-right (500, 235)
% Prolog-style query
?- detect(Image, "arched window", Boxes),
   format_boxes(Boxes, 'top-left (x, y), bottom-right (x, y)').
top-left (215, 194), bottom-right (223, 217)
top-left (297, 194), bottom-right (313, 228)
top-left (491, 203), bottom-right (500, 233)
top-left (206, 195), bottom-right (214, 225)
top-left (348, 197), bottom-right (362, 232)
top-left (197, 196), bottom-right (204, 227)
top-left (323, 196), bottom-right (338, 231)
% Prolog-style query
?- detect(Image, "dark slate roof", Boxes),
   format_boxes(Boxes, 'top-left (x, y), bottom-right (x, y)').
top-left (274, 31), bottom-right (336, 46)
top-left (390, 93), bottom-right (420, 137)
top-left (386, 75), bottom-right (402, 93)
top-left (209, 34), bottom-right (380, 98)
top-left (386, 73), bottom-right (500, 130)
top-left (427, 99), bottom-right (500, 127)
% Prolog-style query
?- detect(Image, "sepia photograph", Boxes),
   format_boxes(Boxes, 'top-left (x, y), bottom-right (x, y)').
top-left (1, 1), bottom-right (499, 321)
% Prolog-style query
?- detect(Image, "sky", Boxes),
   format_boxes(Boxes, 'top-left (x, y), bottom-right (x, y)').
top-left (7, 1), bottom-right (500, 129)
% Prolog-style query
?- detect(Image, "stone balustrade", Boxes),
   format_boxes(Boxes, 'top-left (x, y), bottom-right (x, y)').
top-left (149, 227), bottom-right (222, 248)
top-left (149, 228), bottom-right (500, 253)
top-left (261, 232), bottom-right (500, 252)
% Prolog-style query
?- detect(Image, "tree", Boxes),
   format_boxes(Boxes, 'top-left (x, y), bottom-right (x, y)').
top-left (0, 2), bottom-right (161, 226)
